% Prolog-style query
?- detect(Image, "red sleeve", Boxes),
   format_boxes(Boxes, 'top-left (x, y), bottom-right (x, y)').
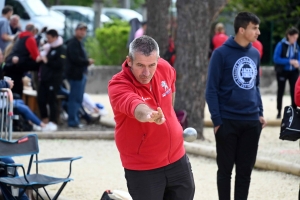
top-left (25, 37), bottom-right (39, 60)
top-left (294, 77), bottom-right (300, 107)
top-left (108, 78), bottom-right (144, 118)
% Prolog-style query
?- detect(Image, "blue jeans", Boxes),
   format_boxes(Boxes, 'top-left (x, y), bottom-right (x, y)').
top-left (14, 99), bottom-right (41, 126)
top-left (0, 157), bottom-right (28, 200)
top-left (67, 74), bottom-right (87, 126)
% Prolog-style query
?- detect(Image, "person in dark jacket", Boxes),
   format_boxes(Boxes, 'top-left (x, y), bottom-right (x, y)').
top-left (206, 12), bottom-right (267, 200)
top-left (3, 23), bottom-right (41, 97)
top-left (37, 29), bottom-right (65, 129)
top-left (273, 27), bottom-right (300, 119)
top-left (65, 23), bottom-right (94, 128)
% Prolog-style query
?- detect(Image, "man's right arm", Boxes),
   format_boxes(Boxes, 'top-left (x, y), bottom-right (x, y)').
top-left (205, 50), bottom-right (223, 129)
top-left (134, 104), bottom-right (165, 124)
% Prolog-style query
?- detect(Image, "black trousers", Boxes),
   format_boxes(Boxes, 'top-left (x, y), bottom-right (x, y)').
top-left (276, 70), bottom-right (299, 112)
top-left (124, 154), bottom-right (195, 200)
top-left (37, 81), bottom-right (59, 123)
top-left (215, 119), bottom-right (262, 200)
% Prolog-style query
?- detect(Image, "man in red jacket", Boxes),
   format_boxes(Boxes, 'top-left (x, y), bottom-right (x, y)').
top-left (108, 35), bottom-right (195, 200)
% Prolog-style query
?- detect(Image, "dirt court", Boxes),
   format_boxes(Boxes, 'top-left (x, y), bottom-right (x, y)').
top-left (13, 126), bottom-right (300, 200)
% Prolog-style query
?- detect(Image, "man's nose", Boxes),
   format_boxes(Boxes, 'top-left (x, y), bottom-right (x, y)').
top-left (142, 68), bottom-right (150, 76)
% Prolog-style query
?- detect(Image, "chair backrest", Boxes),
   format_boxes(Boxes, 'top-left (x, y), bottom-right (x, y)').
top-left (0, 134), bottom-right (39, 157)
top-left (0, 88), bottom-right (14, 141)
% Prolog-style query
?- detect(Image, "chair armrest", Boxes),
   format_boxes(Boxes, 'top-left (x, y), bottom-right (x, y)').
top-left (35, 156), bottom-right (82, 164)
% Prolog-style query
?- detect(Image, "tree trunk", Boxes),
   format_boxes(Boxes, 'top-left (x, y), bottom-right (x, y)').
top-left (174, 0), bottom-right (228, 138)
top-left (145, 0), bottom-right (171, 56)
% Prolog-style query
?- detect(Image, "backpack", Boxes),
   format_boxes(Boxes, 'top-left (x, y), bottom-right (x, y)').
top-left (279, 105), bottom-right (300, 141)
top-left (12, 108), bottom-right (33, 132)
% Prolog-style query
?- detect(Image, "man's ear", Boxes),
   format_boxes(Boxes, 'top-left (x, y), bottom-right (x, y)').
top-left (126, 56), bottom-right (132, 67)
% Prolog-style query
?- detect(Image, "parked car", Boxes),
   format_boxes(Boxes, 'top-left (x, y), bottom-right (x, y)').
top-left (102, 7), bottom-right (143, 22)
top-left (1, 0), bottom-right (65, 36)
top-left (50, 5), bottom-right (112, 38)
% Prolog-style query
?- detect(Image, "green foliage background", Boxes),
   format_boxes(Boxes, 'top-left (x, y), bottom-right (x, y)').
top-left (85, 20), bottom-right (130, 65)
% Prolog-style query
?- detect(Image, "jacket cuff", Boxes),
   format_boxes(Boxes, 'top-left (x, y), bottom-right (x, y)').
top-left (212, 117), bottom-right (222, 127)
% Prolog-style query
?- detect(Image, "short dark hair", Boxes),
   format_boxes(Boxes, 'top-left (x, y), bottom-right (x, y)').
top-left (46, 29), bottom-right (59, 38)
top-left (234, 12), bottom-right (260, 34)
top-left (128, 35), bottom-right (159, 60)
top-left (25, 24), bottom-right (35, 32)
top-left (2, 5), bottom-right (13, 15)
top-left (285, 27), bottom-right (299, 39)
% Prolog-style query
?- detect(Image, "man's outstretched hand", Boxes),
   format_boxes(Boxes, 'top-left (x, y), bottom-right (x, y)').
top-left (146, 107), bottom-right (166, 125)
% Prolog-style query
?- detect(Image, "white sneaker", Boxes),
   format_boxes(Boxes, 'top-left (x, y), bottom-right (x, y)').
top-left (32, 124), bottom-right (42, 131)
top-left (42, 122), bottom-right (57, 132)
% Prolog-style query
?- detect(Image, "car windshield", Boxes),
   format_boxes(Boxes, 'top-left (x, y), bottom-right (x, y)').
top-left (26, 0), bottom-right (49, 16)
top-left (118, 9), bottom-right (141, 21)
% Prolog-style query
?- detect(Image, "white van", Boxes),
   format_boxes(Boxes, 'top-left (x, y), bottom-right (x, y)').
top-left (1, 0), bottom-right (65, 36)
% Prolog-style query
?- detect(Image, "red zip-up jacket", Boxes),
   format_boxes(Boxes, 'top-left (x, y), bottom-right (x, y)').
top-left (108, 58), bottom-right (185, 170)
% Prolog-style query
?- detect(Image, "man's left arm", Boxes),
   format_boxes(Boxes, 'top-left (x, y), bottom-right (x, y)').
top-left (256, 62), bottom-right (267, 128)
top-left (25, 37), bottom-right (39, 61)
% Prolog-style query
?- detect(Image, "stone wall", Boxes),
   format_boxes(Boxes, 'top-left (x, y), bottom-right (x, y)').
top-left (85, 66), bottom-right (282, 94)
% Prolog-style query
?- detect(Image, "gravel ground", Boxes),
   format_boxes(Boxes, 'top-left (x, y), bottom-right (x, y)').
top-left (13, 127), bottom-right (300, 200)
top-left (10, 94), bottom-right (300, 199)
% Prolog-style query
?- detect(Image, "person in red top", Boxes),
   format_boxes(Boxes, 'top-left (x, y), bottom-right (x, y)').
top-left (108, 35), bottom-right (195, 200)
top-left (212, 22), bottom-right (229, 50)
top-left (295, 77), bottom-right (300, 107)
top-left (252, 39), bottom-right (263, 59)
top-left (252, 39), bottom-right (263, 76)
top-left (3, 23), bottom-right (41, 97)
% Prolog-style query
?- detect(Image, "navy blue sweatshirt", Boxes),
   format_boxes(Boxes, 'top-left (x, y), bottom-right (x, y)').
top-left (205, 36), bottom-right (263, 127)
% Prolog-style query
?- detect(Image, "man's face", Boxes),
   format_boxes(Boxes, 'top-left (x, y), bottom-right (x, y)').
top-left (75, 28), bottom-right (87, 39)
top-left (7, 11), bottom-right (13, 20)
top-left (10, 18), bottom-right (19, 28)
top-left (127, 52), bottom-right (159, 84)
top-left (242, 22), bottom-right (260, 42)
top-left (46, 35), bottom-right (57, 44)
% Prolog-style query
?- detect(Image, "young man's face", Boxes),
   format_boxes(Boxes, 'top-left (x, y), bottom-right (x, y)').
top-left (242, 22), bottom-right (260, 42)
top-left (46, 34), bottom-right (57, 43)
top-left (126, 52), bottom-right (159, 84)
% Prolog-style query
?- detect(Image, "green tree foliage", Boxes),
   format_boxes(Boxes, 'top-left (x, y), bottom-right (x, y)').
top-left (90, 20), bottom-right (130, 65)
top-left (225, 0), bottom-right (300, 38)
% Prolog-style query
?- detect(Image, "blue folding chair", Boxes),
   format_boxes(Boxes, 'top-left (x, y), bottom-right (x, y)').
top-left (0, 134), bottom-right (82, 200)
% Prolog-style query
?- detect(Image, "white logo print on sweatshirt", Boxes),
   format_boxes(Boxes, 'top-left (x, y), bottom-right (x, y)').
top-left (232, 56), bottom-right (257, 90)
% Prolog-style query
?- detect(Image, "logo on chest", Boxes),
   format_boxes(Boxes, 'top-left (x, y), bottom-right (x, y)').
top-left (232, 56), bottom-right (257, 90)
top-left (161, 81), bottom-right (171, 97)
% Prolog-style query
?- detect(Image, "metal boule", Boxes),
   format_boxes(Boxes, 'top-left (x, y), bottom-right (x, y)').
top-left (183, 127), bottom-right (197, 142)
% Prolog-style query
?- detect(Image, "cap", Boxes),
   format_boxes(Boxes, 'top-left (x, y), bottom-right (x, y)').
top-left (76, 22), bottom-right (88, 30)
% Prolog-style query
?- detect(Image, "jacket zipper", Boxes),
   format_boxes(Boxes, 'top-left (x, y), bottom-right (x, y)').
top-left (150, 82), bottom-right (171, 164)
top-left (137, 134), bottom-right (146, 154)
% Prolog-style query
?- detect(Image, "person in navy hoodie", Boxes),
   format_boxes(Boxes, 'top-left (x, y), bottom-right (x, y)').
top-left (206, 12), bottom-right (267, 200)
top-left (273, 27), bottom-right (300, 119)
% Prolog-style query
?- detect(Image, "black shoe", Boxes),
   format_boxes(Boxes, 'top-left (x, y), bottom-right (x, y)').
top-left (68, 124), bottom-right (85, 129)
top-left (276, 113), bottom-right (281, 119)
